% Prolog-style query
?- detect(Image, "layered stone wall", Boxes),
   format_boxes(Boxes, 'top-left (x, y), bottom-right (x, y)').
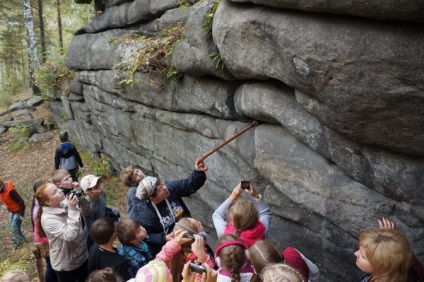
top-left (62, 0), bottom-right (424, 279)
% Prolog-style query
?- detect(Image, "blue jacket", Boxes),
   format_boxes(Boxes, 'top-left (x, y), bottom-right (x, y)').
top-left (126, 170), bottom-right (206, 255)
top-left (54, 142), bottom-right (83, 170)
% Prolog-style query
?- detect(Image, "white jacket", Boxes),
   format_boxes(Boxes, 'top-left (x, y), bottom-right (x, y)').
top-left (41, 206), bottom-right (88, 271)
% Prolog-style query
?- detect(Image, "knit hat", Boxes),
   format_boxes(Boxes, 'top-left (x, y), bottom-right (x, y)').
top-left (80, 175), bottom-right (100, 192)
top-left (136, 176), bottom-right (157, 200)
top-left (135, 260), bottom-right (172, 282)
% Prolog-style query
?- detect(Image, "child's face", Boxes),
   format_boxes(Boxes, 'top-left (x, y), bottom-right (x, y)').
top-left (45, 183), bottom-right (65, 208)
top-left (86, 183), bottom-right (104, 201)
top-left (59, 174), bottom-right (73, 189)
top-left (131, 225), bottom-right (147, 244)
top-left (194, 220), bottom-right (204, 232)
top-left (132, 169), bottom-right (144, 185)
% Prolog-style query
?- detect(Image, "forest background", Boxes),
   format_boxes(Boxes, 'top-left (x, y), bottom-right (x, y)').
top-left (0, 0), bottom-right (93, 106)
top-left (0, 1), bottom-right (123, 280)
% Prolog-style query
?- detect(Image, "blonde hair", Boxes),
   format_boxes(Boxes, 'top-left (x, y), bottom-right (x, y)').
top-left (51, 169), bottom-right (69, 185)
top-left (1, 270), bottom-right (30, 282)
top-left (120, 165), bottom-right (144, 186)
top-left (249, 240), bottom-right (283, 274)
top-left (229, 199), bottom-right (259, 236)
top-left (170, 218), bottom-right (202, 282)
top-left (262, 263), bottom-right (304, 282)
top-left (359, 229), bottom-right (411, 282)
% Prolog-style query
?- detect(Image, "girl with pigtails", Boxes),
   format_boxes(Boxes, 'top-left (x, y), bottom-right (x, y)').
top-left (212, 182), bottom-right (271, 247)
top-left (215, 234), bottom-right (255, 282)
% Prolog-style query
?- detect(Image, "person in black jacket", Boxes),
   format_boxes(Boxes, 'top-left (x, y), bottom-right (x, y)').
top-left (88, 217), bottom-right (132, 281)
top-left (125, 158), bottom-right (207, 255)
top-left (54, 131), bottom-right (83, 181)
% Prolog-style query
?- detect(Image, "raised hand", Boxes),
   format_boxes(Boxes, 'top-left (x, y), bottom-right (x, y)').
top-left (195, 158), bottom-right (208, 172)
top-left (229, 183), bottom-right (243, 202)
top-left (378, 217), bottom-right (395, 229)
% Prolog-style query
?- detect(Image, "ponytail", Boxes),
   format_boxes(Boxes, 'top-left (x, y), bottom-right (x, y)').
top-left (35, 183), bottom-right (51, 239)
top-left (36, 200), bottom-right (46, 238)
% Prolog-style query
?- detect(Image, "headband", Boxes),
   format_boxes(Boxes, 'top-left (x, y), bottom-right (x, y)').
top-left (175, 222), bottom-right (198, 234)
top-left (215, 240), bottom-right (248, 257)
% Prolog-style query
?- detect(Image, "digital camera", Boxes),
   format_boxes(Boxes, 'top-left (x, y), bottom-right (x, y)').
top-left (189, 263), bottom-right (206, 273)
top-left (70, 189), bottom-right (84, 197)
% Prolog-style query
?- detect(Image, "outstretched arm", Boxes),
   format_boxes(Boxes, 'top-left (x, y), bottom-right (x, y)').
top-left (164, 157), bottom-right (208, 198)
top-left (212, 184), bottom-right (243, 237)
top-left (212, 198), bottom-right (231, 238)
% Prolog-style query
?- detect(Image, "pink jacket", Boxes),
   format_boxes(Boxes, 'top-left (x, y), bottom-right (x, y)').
top-left (156, 239), bottom-right (215, 281)
top-left (224, 221), bottom-right (266, 247)
top-left (32, 200), bottom-right (48, 243)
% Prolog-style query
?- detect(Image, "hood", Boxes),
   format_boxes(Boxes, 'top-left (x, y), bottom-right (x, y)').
top-left (60, 143), bottom-right (73, 155)
top-left (224, 221), bottom-right (266, 247)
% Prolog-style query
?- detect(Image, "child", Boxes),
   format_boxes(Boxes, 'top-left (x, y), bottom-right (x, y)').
top-left (212, 182), bottom-right (271, 247)
top-left (262, 263), bottom-right (304, 282)
top-left (88, 217), bottom-right (132, 281)
top-left (0, 179), bottom-right (27, 248)
top-left (80, 174), bottom-right (107, 250)
top-left (52, 169), bottom-right (91, 218)
top-left (249, 240), bottom-right (319, 282)
top-left (215, 234), bottom-right (255, 282)
top-left (54, 130), bottom-right (83, 182)
top-left (134, 229), bottom-right (192, 282)
top-left (86, 267), bottom-right (124, 282)
top-left (157, 217), bottom-right (215, 282)
top-left (31, 179), bottom-right (57, 282)
top-left (120, 165), bottom-right (145, 187)
top-left (0, 269), bottom-right (30, 282)
top-left (36, 182), bottom-right (89, 281)
top-left (52, 169), bottom-right (81, 195)
top-left (116, 219), bottom-right (154, 277)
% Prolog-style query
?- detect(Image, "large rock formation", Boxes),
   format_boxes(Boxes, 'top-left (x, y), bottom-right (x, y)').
top-left (63, 0), bottom-right (424, 280)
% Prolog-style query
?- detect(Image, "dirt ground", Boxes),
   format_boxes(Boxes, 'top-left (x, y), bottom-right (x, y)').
top-left (0, 93), bottom-right (127, 280)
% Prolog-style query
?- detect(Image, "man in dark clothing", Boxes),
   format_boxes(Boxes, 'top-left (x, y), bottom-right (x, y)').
top-left (54, 131), bottom-right (83, 182)
top-left (0, 180), bottom-right (26, 248)
top-left (126, 158), bottom-right (208, 255)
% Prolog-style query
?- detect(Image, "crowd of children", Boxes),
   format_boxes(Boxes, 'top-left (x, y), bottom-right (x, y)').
top-left (1, 131), bottom-right (424, 282)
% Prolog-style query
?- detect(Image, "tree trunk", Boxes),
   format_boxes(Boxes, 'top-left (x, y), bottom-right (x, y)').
top-left (23, 0), bottom-right (41, 95)
top-left (56, 0), bottom-right (63, 53)
top-left (36, 0), bottom-right (46, 63)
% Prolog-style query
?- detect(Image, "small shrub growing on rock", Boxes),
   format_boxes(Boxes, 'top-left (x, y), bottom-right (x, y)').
top-left (203, 0), bottom-right (221, 38)
top-left (8, 125), bottom-right (30, 153)
top-left (209, 51), bottom-right (224, 70)
top-left (116, 25), bottom-right (186, 85)
top-left (34, 56), bottom-right (74, 95)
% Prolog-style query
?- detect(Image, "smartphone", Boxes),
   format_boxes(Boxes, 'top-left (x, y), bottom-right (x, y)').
top-left (189, 263), bottom-right (206, 273)
top-left (241, 180), bottom-right (250, 189)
